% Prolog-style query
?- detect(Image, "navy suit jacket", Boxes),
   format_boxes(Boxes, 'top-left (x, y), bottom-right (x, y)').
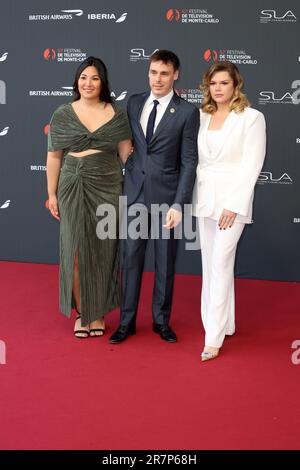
top-left (124, 91), bottom-right (200, 209)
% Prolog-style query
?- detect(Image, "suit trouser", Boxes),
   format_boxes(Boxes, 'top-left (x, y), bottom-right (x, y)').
top-left (198, 217), bottom-right (245, 348)
top-left (120, 191), bottom-right (178, 326)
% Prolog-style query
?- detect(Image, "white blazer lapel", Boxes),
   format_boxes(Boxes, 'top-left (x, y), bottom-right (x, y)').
top-left (199, 112), bottom-right (211, 160)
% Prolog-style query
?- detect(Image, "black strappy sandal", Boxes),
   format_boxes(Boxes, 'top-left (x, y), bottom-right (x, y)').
top-left (89, 319), bottom-right (105, 337)
top-left (89, 327), bottom-right (105, 337)
top-left (74, 314), bottom-right (90, 339)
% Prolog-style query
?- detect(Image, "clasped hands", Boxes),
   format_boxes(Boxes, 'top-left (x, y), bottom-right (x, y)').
top-left (163, 208), bottom-right (236, 230)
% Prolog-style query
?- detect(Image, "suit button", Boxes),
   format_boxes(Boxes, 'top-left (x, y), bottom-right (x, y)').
top-left (141, 170), bottom-right (145, 175)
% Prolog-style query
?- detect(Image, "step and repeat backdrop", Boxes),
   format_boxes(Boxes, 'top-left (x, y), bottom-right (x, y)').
top-left (0, 0), bottom-right (299, 281)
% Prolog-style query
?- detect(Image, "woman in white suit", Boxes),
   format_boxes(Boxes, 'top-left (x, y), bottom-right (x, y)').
top-left (192, 61), bottom-right (266, 361)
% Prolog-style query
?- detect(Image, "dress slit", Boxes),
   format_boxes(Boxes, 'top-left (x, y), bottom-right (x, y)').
top-left (57, 153), bottom-right (122, 325)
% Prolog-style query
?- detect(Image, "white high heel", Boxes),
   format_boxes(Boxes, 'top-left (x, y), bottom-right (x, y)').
top-left (201, 348), bottom-right (220, 362)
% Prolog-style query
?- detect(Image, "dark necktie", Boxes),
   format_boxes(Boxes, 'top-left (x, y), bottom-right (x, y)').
top-left (146, 99), bottom-right (159, 143)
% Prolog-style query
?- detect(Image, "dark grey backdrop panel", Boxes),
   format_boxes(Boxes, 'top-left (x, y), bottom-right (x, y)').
top-left (0, 0), bottom-right (299, 280)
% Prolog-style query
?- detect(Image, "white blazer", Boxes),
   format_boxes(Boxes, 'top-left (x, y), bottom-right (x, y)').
top-left (192, 107), bottom-right (266, 224)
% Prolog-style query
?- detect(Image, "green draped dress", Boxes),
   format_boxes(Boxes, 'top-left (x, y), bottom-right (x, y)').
top-left (48, 102), bottom-right (132, 326)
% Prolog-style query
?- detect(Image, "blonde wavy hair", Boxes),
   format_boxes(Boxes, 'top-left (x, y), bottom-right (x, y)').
top-left (201, 61), bottom-right (250, 114)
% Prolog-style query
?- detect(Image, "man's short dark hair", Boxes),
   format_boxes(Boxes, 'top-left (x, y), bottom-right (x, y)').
top-left (150, 50), bottom-right (180, 71)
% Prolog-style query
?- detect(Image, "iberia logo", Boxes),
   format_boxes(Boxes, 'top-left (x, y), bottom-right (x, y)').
top-left (0, 200), bottom-right (10, 209)
top-left (203, 49), bottom-right (218, 62)
top-left (166, 9), bottom-right (180, 21)
top-left (43, 48), bottom-right (56, 61)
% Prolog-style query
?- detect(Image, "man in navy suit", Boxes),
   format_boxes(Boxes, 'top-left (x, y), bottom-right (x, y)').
top-left (109, 50), bottom-right (199, 343)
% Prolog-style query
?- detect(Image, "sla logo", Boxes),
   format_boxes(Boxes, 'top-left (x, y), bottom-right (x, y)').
top-left (0, 52), bottom-right (8, 62)
top-left (0, 126), bottom-right (9, 136)
top-left (203, 49), bottom-right (218, 62)
top-left (0, 80), bottom-right (6, 104)
top-left (130, 48), bottom-right (159, 62)
top-left (257, 172), bottom-right (293, 185)
top-left (87, 12), bottom-right (127, 22)
top-left (166, 9), bottom-right (181, 21)
top-left (43, 48), bottom-right (56, 61)
top-left (0, 200), bottom-right (10, 209)
top-left (111, 91), bottom-right (127, 101)
top-left (259, 90), bottom-right (296, 105)
top-left (260, 10), bottom-right (297, 23)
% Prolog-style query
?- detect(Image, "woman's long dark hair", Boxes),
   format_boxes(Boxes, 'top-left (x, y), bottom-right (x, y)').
top-left (72, 56), bottom-right (112, 103)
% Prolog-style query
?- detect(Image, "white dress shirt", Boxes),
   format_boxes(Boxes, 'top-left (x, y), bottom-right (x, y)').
top-left (140, 89), bottom-right (174, 137)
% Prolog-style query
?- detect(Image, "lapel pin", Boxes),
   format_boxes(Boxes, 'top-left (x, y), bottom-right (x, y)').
top-left (170, 108), bottom-right (176, 113)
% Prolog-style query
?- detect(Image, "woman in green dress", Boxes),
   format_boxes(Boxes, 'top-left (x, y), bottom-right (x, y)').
top-left (46, 57), bottom-right (132, 338)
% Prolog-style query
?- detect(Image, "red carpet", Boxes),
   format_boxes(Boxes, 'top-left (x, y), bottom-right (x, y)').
top-left (0, 261), bottom-right (299, 450)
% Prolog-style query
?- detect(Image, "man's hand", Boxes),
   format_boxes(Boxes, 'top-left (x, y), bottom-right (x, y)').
top-left (163, 208), bottom-right (182, 230)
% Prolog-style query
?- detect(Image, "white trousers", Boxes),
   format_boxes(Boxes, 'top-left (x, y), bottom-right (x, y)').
top-left (198, 217), bottom-right (245, 348)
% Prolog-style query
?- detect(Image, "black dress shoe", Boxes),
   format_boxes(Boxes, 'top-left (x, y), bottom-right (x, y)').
top-left (109, 323), bottom-right (136, 344)
top-left (153, 323), bottom-right (177, 343)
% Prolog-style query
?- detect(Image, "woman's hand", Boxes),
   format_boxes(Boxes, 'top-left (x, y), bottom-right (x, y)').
top-left (218, 209), bottom-right (237, 230)
top-left (48, 194), bottom-right (60, 221)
